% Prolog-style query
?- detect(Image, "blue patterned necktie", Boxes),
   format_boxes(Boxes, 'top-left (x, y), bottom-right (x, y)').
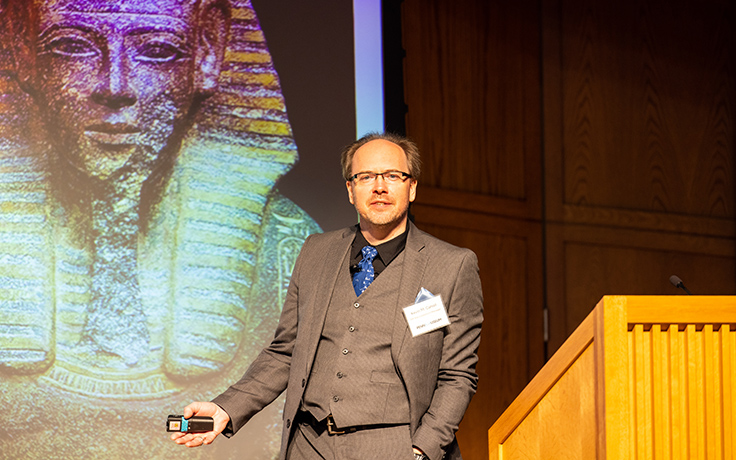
top-left (352, 245), bottom-right (378, 296)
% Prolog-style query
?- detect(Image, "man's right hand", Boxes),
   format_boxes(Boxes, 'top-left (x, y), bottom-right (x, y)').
top-left (170, 401), bottom-right (230, 447)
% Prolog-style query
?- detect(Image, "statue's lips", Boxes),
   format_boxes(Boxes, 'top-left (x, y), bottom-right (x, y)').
top-left (84, 124), bottom-right (140, 145)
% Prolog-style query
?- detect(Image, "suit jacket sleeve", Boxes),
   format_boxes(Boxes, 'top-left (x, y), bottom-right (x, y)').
top-left (210, 233), bottom-right (314, 435)
top-left (411, 248), bottom-right (483, 460)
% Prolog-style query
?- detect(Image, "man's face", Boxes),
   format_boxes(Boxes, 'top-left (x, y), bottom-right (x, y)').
top-left (32, 0), bottom-right (203, 180)
top-left (346, 139), bottom-right (417, 237)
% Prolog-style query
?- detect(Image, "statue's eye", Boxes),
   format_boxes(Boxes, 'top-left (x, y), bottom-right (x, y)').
top-left (136, 42), bottom-right (186, 63)
top-left (45, 36), bottom-right (98, 57)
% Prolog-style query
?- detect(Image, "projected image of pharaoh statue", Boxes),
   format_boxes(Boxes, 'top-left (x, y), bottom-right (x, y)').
top-left (0, 0), bottom-right (317, 458)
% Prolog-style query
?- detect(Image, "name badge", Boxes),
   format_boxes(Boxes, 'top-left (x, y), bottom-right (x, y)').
top-left (403, 294), bottom-right (450, 337)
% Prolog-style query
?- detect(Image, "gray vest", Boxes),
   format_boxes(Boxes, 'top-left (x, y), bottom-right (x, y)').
top-left (302, 250), bottom-right (411, 428)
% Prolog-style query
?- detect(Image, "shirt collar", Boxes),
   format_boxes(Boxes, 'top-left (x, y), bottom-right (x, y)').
top-left (351, 222), bottom-right (409, 266)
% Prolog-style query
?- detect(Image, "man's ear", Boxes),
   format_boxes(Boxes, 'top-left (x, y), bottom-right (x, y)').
top-left (346, 181), bottom-right (355, 205)
top-left (194, 0), bottom-right (230, 95)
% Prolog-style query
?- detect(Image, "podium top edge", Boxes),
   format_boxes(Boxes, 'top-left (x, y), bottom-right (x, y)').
top-left (597, 295), bottom-right (736, 325)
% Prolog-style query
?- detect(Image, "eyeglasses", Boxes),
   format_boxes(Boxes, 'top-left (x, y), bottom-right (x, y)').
top-left (349, 170), bottom-right (413, 185)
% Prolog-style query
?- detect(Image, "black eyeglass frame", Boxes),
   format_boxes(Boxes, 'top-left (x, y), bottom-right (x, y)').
top-left (349, 170), bottom-right (413, 183)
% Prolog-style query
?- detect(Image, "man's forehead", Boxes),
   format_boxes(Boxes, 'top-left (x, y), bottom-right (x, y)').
top-left (38, 0), bottom-right (200, 17)
top-left (353, 140), bottom-right (408, 167)
top-left (356, 139), bottom-right (405, 157)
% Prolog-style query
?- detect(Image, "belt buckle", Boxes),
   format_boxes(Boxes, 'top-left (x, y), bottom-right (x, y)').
top-left (326, 415), bottom-right (347, 435)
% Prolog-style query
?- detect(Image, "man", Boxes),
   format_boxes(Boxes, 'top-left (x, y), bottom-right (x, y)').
top-left (0, 0), bottom-right (318, 458)
top-left (172, 132), bottom-right (484, 460)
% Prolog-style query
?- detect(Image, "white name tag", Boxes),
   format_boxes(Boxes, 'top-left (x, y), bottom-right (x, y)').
top-left (403, 295), bottom-right (450, 337)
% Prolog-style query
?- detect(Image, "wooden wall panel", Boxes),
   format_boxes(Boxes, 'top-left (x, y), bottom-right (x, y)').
top-left (402, 0), bottom-right (541, 204)
top-left (543, 0), bottom-right (736, 354)
top-left (400, 0), bottom-right (736, 457)
top-left (546, 223), bottom-right (736, 351)
top-left (558, 0), bottom-right (734, 218)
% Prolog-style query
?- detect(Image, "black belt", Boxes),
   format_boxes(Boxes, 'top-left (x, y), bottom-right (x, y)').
top-left (325, 415), bottom-right (363, 435)
top-left (296, 411), bottom-right (406, 436)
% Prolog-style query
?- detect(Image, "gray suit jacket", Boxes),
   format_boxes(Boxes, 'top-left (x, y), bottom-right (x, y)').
top-left (213, 222), bottom-right (484, 460)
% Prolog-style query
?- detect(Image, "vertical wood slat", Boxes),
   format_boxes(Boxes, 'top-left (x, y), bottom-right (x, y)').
top-left (632, 324), bottom-right (653, 458)
top-left (644, 328), bottom-right (653, 457)
top-left (670, 326), bottom-right (687, 460)
top-left (629, 331), bottom-right (638, 459)
top-left (687, 325), bottom-right (705, 460)
top-left (723, 326), bottom-right (735, 459)
top-left (703, 325), bottom-right (722, 460)
top-left (651, 325), bottom-right (671, 460)
top-left (667, 327), bottom-right (685, 460)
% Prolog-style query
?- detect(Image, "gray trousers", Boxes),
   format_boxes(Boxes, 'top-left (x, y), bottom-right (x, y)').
top-left (286, 413), bottom-right (415, 460)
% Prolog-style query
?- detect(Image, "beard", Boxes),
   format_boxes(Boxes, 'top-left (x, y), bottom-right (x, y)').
top-left (358, 202), bottom-right (410, 229)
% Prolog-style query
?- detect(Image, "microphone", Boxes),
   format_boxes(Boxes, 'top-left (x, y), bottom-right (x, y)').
top-left (669, 275), bottom-right (692, 295)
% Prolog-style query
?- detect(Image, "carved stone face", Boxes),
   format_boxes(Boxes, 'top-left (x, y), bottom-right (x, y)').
top-left (31, 0), bottom-right (211, 180)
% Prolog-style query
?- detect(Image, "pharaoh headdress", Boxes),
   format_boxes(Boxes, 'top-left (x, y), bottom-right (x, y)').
top-left (0, 0), bottom-right (317, 396)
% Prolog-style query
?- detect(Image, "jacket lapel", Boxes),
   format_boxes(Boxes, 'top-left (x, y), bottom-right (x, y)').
top-left (391, 222), bottom-right (428, 362)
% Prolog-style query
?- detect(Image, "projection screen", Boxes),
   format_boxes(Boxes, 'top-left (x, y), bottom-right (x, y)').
top-left (0, 0), bottom-right (383, 458)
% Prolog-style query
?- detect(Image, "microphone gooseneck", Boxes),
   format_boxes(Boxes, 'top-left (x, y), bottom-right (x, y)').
top-left (669, 275), bottom-right (693, 295)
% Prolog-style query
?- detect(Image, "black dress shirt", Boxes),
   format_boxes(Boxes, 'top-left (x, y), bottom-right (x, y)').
top-left (350, 223), bottom-right (408, 277)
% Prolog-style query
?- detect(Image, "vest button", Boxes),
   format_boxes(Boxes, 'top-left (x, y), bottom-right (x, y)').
top-left (348, 326), bottom-right (355, 332)
top-left (336, 372), bottom-right (344, 379)
top-left (353, 302), bottom-right (360, 308)
top-left (342, 348), bottom-right (349, 355)
top-left (333, 395), bottom-right (340, 402)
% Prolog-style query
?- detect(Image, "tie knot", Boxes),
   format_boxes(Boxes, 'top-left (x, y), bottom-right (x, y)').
top-left (361, 245), bottom-right (377, 262)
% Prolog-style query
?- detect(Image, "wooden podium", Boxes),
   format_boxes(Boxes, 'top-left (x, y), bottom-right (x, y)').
top-left (488, 296), bottom-right (736, 459)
